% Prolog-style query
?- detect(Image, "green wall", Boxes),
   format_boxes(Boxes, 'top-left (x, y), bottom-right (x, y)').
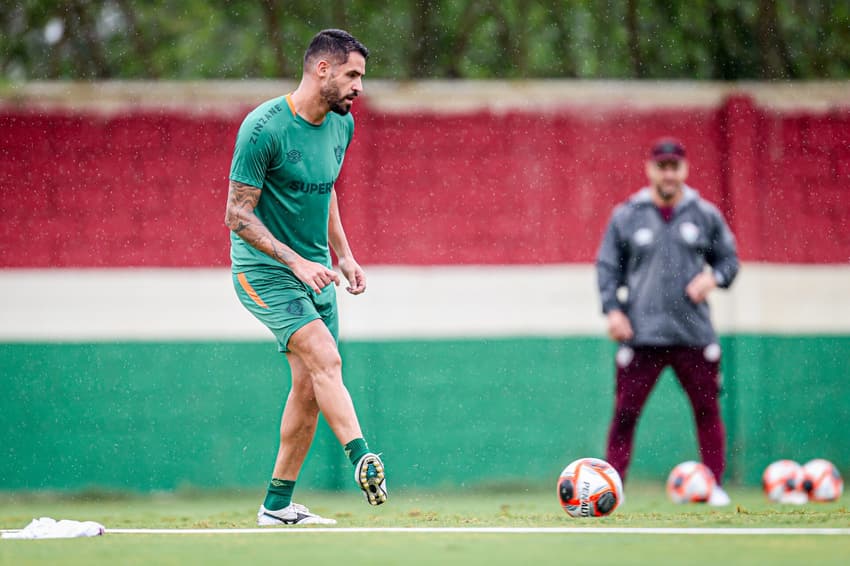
top-left (1, 336), bottom-right (848, 492)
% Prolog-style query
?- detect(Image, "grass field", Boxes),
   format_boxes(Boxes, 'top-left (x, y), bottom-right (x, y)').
top-left (1, 485), bottom-right (848, 565)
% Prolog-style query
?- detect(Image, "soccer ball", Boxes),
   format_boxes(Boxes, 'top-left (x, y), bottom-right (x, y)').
top-left (557, 458), bottom-right (623, 517)
top-left (666, 461), bottom-right (716, 503)
top-left (802, 459), bottom-right (843, 502)
top-left (762, 460), bottom-right (808, 504)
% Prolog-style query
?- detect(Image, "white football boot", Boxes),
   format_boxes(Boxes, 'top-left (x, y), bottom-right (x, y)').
top-left (257, 503), bottom-right (337, 525)
top-left (708, 485), bottom-right (731, 506)
top-left (355, 452), bottom-right (388, 505)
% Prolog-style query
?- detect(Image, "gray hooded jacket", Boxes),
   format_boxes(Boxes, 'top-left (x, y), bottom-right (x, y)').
top-left (596, 186), bottom-right (739, 347)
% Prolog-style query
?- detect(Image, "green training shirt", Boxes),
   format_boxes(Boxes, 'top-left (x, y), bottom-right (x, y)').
top-left (229, 94), bottom-right (354, 271)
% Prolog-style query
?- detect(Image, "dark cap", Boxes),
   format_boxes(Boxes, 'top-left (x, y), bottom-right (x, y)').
top-left (650, 138), bottom-right (686, 162)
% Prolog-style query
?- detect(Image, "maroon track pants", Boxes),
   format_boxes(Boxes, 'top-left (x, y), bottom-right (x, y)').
top-left (605, 345), bottom-right (726, 484)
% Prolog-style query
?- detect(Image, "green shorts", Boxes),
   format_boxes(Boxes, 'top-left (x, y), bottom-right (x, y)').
top-left (233, 266), bottom-right (338, 353)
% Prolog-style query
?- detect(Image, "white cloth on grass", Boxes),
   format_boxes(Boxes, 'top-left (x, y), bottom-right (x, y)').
top-left (2, 517), bottom-right (105, 539)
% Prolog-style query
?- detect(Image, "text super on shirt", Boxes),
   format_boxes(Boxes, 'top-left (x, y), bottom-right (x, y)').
top-left (596, 186), bottom-right (739, 347)
top-left (229, 94), bottom-right (354, 271)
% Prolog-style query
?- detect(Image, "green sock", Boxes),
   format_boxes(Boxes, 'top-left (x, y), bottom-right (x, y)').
top-left (344, 438), bottom-right (370, 466)
top-left (263, 478), bottom-right (295, 511)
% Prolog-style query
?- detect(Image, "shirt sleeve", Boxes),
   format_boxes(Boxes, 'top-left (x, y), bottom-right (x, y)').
top-left (596, 208), bottom-right (628, 314)
top-left (706, 207), bottom-right (739, 288)
top-left (229, 116), bottom-right (276, 188)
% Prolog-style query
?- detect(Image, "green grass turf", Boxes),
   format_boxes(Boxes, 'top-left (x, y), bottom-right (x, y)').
top-left (1, 485), bottom-right (848, 565)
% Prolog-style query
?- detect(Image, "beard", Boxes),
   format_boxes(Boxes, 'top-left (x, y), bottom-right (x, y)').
top-left (654, 181), bottom-right (680, 202)
top-left (321, 79), bottom-right (356, 116)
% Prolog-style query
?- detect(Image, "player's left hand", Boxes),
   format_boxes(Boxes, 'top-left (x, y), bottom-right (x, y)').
top-left (338, 257), bottom-right (367, 295)
top-left (686, 271), bottom-right (717, 303)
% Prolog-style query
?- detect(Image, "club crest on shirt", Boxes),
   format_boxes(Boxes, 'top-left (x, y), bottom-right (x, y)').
top-left (633, 227), bottom-right (653, 246)
top-left (334, 145), bottom-right (344, 164)
top-left (680, 221), bottom-right (700, 244)
top-left (286, 149), bottom-right (302, 163)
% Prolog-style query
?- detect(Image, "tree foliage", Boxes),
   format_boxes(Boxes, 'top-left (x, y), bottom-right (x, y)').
top-left (1, 0), bottom-right (848, 80)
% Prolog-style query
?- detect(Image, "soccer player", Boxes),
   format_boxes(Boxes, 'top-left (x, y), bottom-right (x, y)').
top-left (224, 29), bottom-right (387, 525)
top-left (596, 138), bottom-right (739, 506)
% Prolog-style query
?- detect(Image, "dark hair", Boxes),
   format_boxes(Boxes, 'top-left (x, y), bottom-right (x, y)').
top-left (303, 29), bottom-right (369, 68)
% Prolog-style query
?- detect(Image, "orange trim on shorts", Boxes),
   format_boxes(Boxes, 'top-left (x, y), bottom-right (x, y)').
top-left (237, 272), bottom-right (269, 309)
top-left (285, 94), bottom-right (296, 117)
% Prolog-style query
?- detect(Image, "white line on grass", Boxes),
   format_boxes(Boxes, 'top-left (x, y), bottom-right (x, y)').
top-left (3, 527), bottom-right (850, 536)
top-left (2, 527), bottom-right (841, 536)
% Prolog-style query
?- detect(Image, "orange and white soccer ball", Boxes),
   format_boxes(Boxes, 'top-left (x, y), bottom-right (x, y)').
top-left (557, 457), bottom-right (624, 517)
top-left (666, 461), bottom-right (716, 503)
top-left (762, 460), bottom-right (808, 504)
top-left (802, 459), bottom-right (843, 502)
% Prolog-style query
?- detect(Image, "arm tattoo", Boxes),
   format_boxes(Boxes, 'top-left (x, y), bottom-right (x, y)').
top-left (225, 180), bottom-right (294, 265)
top-left (226, 181), bottom-right (261, 220)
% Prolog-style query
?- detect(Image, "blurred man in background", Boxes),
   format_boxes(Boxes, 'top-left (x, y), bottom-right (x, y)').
top-left (596, 138), bottom-right (739, 505)
top-left (225, 29), bottom-right (386, 525)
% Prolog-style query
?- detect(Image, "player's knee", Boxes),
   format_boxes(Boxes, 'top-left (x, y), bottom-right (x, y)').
top-left (309, 351), bottom-right (342, 385)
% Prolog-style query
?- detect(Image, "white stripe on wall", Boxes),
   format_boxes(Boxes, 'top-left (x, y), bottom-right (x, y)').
top-left (8, 80), bottom-right (850, 114)
top-left (0, 264), bottom-right (848, 341)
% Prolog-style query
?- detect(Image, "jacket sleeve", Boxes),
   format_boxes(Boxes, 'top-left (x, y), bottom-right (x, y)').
top-left (596, 209), bottom-right (628, 314)
top-left (706, 208), bottom-right (739, 288)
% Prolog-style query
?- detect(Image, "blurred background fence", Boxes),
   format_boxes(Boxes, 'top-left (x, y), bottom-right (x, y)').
top-left (1, 81), bottom-right (848, 491)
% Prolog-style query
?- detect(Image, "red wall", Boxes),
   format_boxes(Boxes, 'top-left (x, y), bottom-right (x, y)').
top-left (1, 96), bottom-right (847, 267)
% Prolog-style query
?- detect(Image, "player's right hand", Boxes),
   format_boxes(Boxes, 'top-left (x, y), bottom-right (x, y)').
top-left (607, 310), bottom-right (634, 342)
top-left (291, 258), bottom-right (340, 294)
